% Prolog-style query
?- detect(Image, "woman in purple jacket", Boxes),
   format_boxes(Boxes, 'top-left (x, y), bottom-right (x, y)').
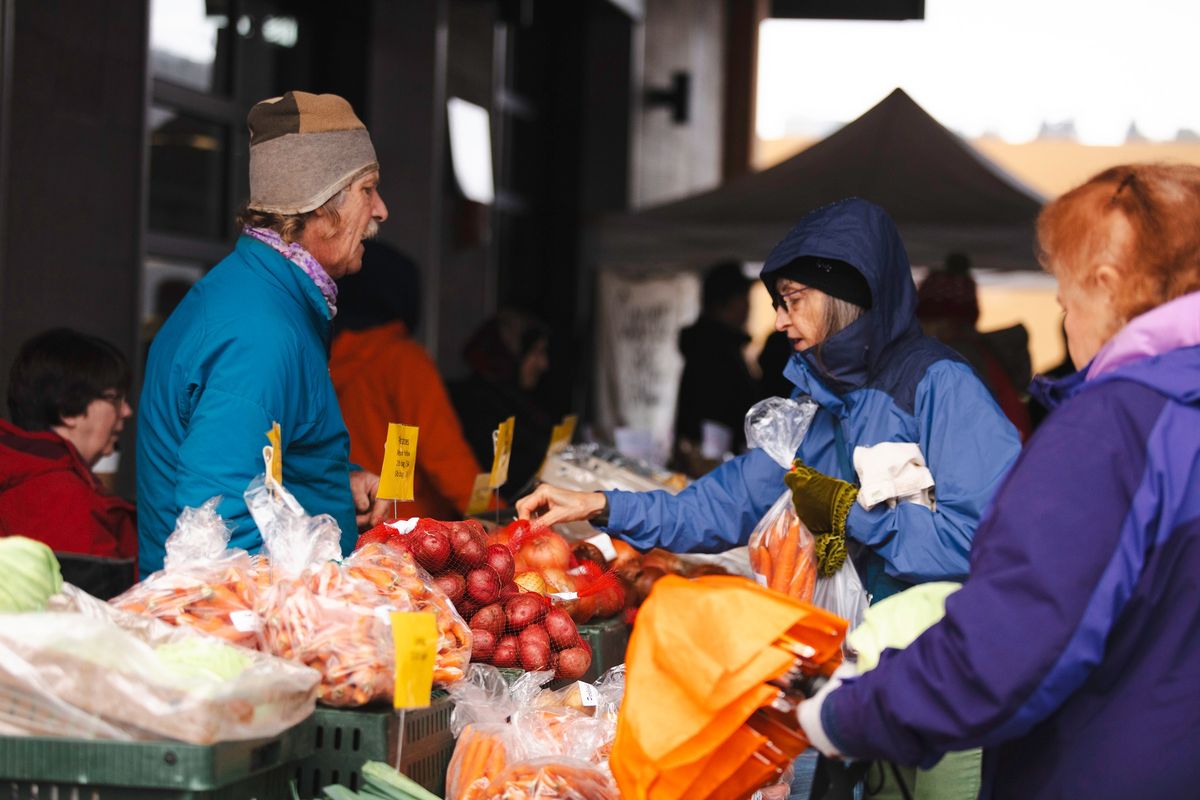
top-left (798, 163), bottom-right (1200, 799)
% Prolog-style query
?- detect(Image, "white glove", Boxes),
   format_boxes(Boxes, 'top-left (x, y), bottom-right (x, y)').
top-left (797, 665), bottom-right (855, 759)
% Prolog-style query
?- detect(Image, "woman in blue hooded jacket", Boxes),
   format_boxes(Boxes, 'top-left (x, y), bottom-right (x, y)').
top-left (519, 198), bottom-right (1020, 604)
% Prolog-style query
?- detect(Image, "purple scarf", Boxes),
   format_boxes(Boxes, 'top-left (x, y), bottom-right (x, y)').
top-left (243, 226), bottom-right (338, 318)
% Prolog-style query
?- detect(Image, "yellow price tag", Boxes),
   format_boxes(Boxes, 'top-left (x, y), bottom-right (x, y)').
top-left (265, 422), bottom-right (283, 485)
top-left (390, 611), bottom-right (437, 709)
top-left (465, 472), bottom-right (493, 516)
top-left (537, 414), bottom-right (578, 479)
top-left (378, 423), bottom-right (419, 501)
top-left (489, 416), bottom-right (515, 490)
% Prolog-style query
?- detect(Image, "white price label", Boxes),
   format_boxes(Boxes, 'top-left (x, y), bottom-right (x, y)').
top-left (550, 591), bottom-right (579, 602)
top-left (585, 533), bottom-right (618, 562)
top-left (753, 572), bottom-right (768, 587)
top-left (229, 610), bottom-right (260, 632)
top-left (576, 681), bottom-right (600, 707)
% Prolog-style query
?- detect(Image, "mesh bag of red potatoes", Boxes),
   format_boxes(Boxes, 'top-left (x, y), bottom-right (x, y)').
top-left (360, 518), bottom-right (594, 680)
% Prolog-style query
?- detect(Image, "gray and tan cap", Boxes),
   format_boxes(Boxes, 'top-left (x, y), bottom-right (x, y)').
top-left (247, 91), bottom-right (378, 215)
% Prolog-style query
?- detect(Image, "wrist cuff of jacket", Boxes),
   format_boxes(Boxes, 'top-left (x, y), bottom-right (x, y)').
top-left (592, 494), bottom-right (610, 527)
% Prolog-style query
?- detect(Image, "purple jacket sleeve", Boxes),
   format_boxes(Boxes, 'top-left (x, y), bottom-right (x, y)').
top-left (821, 381), bottom-right (1165, 767)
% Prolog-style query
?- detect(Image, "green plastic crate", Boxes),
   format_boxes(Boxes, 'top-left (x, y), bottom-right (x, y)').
top-left (294, 695), bottom-right (455, 798)
top-left (576, 615), bottom-right (629, 682)
top-left (0, 722), bottom-right (312, 799)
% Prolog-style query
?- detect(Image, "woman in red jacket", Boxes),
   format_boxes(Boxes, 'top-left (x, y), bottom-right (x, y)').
top-left (0, 328), bottom-right (135, 558)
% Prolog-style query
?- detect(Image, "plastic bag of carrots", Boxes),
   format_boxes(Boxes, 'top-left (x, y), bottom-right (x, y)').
top-left (743, 397), bottom-right (820, 602)
top-left (748, 491), bottom-right (817, 602)
top-left (482, 758), bottom-right (618, 800)
top-left (248, 475), bottom-right (471, 705)
top-left (112, 499), bottom-right (264, 649)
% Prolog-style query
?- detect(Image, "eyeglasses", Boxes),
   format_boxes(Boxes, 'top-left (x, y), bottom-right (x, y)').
top-left (772, 289), bottom-right (808, 313)
top-left (98, 390), bottom-right (125, 409)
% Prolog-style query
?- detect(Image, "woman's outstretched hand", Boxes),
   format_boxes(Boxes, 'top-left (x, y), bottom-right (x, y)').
top-left (515, 483), bottom-right (607, 528)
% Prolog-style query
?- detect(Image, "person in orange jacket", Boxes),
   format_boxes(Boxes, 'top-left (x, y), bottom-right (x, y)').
top-left (330, 241), bottom-right (485, 519)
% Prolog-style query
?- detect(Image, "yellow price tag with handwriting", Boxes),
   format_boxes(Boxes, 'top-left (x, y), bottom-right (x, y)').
top-left (465, 472), bottom-right (493, 516)
top-left (489, 416), bottom-right (515, 490)
top-left (537, 414), bottom-right (578, 479)
top-left (265, 422), bottom-right (283, 485)
top-left (390, 611), bottom-right (437, 709)
top-left (378, 423), bottom-right (419, 501)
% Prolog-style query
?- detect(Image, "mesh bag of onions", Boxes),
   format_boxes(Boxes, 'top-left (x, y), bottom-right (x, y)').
top-left (357, 518), bottom-right (594, 680)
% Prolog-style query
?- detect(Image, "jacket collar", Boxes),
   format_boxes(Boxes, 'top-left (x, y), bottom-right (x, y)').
top-left (236, 235), bottom-right (333, 345)
top-left (1030, 290), bottom-right (1200, 411)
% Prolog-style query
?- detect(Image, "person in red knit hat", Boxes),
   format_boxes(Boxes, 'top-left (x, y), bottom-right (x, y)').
top-left (916, 253), bottom-right (1033, 440)
top-left (0, 328), bottom-right (136, 558)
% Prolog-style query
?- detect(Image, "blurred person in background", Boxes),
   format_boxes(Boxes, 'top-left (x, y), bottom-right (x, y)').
top-left (673, 260), bottom-right (762, 477)
top-left (331, 240), bottom-right (486, 519)
top-left (450, 309), bottom-right (553, 504)
top-left (916, 253), bottom-right (1033, 440)
top-left (138, 91), bottom-right (389, 575)
top-left (758, 329), bottom-right (797, 400)
top-left (0, 329), bottom-right (135, 559)
top-left (797, 164), bottom-right (1200, 799)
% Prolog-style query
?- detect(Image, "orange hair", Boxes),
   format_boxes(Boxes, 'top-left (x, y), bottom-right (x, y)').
top-left (1037, 163), bottom-right (1200, 322)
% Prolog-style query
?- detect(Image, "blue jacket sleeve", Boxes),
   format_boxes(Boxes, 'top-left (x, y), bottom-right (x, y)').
top-left (602, 448), bottom-right (786, 552)
top-left (845, 361), bottom-right (1021, 583)
top-left (821, 381), bottom-right (1162, 766)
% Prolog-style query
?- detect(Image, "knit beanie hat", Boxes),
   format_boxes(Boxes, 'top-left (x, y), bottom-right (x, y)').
top-left (247, 91), bottom-right (378, 215)
top-left (916, 253), bottom-right (979, 325)
top-left (771, 256), bottom-right (873, 309)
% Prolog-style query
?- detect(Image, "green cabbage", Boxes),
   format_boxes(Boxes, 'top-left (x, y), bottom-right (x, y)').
top-left (154, 638), bottom-right (254, 683)
top-left (0, 537), bottom-right (63, 612)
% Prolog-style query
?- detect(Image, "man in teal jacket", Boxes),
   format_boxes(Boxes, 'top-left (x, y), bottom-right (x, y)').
top-left (137, 91), bottom-right (390, 575)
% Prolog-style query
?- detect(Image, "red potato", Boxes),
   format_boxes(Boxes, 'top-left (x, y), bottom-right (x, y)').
top-left (498, 581), bottom-right (522, 600)
top-left (455, 538), bottom-right (488, 570)
top-left (470, 603), bottom-right (506, 637)
top-left (466, 566), bottom-right (502, 605)
top-left (518, 623), bottom-right (551, 652)
top-left (504, 593), bottom-right (546, 631)
top-left (519, 640), bottom-right (552, 671)
top-left (492, 635), bottom-right (520, 668)
top-left (485, 544), bottom-right (517, 584)
top-left (433, 572), bottom-right (466, 606)
top-left (411, 528), bottom-right (452, 573)
top-left (471, 628), bottom-right (497, 661)
top-left (556, 646), bottom-right (591, 680)
top-left (543, 608), bottom-right (580, 650)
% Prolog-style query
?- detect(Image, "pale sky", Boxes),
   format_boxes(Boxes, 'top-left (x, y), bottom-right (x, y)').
top-left (757, 0), bottom-right (1200, 145)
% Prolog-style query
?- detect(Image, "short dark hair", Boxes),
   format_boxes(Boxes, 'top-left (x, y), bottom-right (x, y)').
top-left (7, 329), bottom-right (131, 431)
top-left (701, 260), bottom-right (753, 311)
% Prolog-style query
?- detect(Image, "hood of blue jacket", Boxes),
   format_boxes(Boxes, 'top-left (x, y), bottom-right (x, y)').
top-left (760, 198), bottom-right (921, 393)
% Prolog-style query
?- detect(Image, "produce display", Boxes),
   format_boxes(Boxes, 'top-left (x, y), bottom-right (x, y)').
top-left (445, 665), bottom-right (623, 800)
top-left (116, 489), bottom-right (471, 707)
top-left (0, 584), bottom-right (319, 744)
top-left (360, 519), bottom-right (594, 681)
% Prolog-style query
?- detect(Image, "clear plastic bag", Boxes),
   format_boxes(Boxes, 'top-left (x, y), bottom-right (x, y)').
top-left (447, 665), bottom-right (621, 799)
top-left (111, 498), bottom-right (264, 650)
top-left (744, 398), bottom-right (821, 601)
top-left (0, 584), bottom-right (320, 744)
top-left (811, 560), bottom-right (869, 648)
top-left (248, 476), bottom-right (470, 705)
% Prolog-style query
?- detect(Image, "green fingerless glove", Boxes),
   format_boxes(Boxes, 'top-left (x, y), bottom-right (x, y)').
top-left (785, 461), bottom-right (858, 578)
